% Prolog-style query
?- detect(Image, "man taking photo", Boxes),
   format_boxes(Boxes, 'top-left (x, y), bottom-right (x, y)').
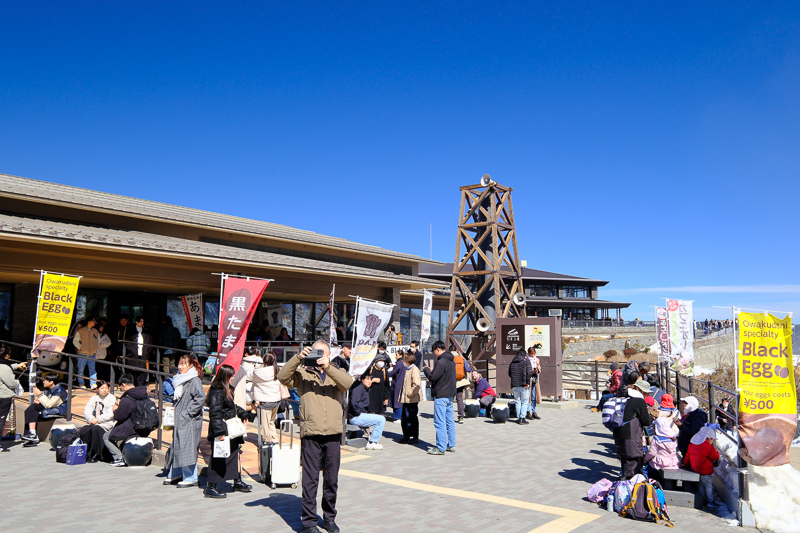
top-left (278, 341), bottom-right (353, 533)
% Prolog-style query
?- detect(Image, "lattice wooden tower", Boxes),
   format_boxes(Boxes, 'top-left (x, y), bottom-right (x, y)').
top-left (446, 175), bottom-right (526, 360)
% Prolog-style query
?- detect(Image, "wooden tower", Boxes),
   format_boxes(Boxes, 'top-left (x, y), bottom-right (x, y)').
top-left (446, 175), bottom-right (526, 362)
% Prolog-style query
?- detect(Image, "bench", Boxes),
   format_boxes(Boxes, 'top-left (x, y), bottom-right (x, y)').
top-left (344, 424), bottom-right (368, 448)
top-left (659, 467), bottom-right (702, 509)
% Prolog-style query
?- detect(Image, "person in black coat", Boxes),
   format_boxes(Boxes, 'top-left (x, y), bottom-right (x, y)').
top-left (423, 340), bottom-right (456, 455)
top-left (205, 364), bottom-right (257, 499)
top-left (677, 396), bottom-right (708, 457)
top-left (612, 380), bottom-right (654, 479)
top-left (367, 345), bottom-right (391, 415)
top-left (104, 374), bottom-right (149, 466)
top-left (508, 349), bottom-right (532, 424)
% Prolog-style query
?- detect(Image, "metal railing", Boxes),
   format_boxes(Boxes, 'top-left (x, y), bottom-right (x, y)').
top-left (562, 319), bottom-right (655, 328)
top-left (2, 339), bottom-right (199, 451)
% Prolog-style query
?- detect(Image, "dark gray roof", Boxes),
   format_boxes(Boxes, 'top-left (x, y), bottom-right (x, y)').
top-left (0, 214), bottom-right (443, 286)
top-left (418, 262), bottom-right (608, 284)
top-left (525, 297), bottom-right (630, 308)
top-left (0, 173), bottom-right (438, 264)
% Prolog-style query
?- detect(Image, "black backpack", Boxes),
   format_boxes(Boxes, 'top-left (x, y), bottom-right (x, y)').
top-left (130, 397), bottom-right (159, 436)
top-left (55, 429), bottom-right (80, 463)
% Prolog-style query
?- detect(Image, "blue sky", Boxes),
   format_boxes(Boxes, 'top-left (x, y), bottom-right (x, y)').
top-left (1, 2), bottom-right (798, 320)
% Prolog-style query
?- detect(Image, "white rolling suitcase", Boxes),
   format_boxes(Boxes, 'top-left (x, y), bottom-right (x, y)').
top-left (258, 414), bottom-right (301, 489)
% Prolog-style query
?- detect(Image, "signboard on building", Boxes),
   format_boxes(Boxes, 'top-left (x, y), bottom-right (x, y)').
top-left (525, 324), bottom-right (550, 357)
top-left (181, 293), bottom-right (203, 332)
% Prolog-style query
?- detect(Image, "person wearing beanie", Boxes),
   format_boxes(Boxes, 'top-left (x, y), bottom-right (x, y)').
top-left (645, 417), bottom-right (681, 475)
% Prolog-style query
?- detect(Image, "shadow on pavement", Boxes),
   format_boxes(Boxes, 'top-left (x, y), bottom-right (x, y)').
top-left (558, 457), bottom-right (619, 484)
top-left (244, 492), bottom-right (302, 530)
top-left (580, 431), bottom-right (613, 440)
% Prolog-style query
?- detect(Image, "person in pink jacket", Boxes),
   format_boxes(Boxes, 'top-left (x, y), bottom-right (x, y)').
top-left (645, 417), bottom-right (680, 471)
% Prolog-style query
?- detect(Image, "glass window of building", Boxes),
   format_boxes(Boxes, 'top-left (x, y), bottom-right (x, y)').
top-left (294, 303), bottom-right (312, 341)
top-left (0, 288), bottom-right (12, 335)
top-left (530, 285), bottom-right (557, 297)
top-left (564, 286), bottom-right (590, 298)
top-left (167, 298), bottom-right (190, 338)
top-left (399, 307), bottom-right (411, 346)
top-left (410, 308), bottom-right (422, 345)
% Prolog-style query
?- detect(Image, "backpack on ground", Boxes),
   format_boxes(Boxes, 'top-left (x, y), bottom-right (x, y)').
top-left (587, 478), bottom-right (613, 503)
top-left (602, 397), bottom-right (629, 430)
top-left (55, 429), bottom-right (80, 463)
top-left (131, 397), bottom-right (160, 436)
top-left (620, 480), bottom-right (673, 527)
top-left (613, 479), bottom-right (635, 513)
top-left (453, 354), bottom-right (466, 381)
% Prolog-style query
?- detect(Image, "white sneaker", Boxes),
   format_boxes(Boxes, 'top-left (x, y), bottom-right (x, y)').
top-left (393, 419), bottom-right (402, 424)
top-left (365, 442), bottom-right (383, 450)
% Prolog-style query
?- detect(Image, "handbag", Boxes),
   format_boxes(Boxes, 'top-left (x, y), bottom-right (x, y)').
top-left (213, 436), bottom-right (231, 458)
top-left (225, 417), bottom-right (247, 439)
top-left (162, 406), bottom-right (175, 430)
top-left (279, 384), bottom-right (290, 400)
top-left (66, 439), bottom-right (87, 466)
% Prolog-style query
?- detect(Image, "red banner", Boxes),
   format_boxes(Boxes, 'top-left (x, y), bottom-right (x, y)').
top-left (216, 277), bottom-right (269, 373)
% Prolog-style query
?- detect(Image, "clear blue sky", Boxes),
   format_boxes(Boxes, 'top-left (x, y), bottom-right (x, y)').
top-left (2, 2), bottom-right (798, 321)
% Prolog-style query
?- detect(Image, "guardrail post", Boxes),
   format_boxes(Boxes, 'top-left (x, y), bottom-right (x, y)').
top-left (66, 356), bottom-right (74, 422)
top-left (156, 371), bottom-right (163, 450)
top-left (593, 361), bottom-right (599, 400)
top-left (708, 385), bottom-right (715, 421)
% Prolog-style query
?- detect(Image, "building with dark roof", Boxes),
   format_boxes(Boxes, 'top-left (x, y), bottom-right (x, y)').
top-left (0, 173), bottom-right (446, 350)
top-left (417, 263), bottom-right (630, 321)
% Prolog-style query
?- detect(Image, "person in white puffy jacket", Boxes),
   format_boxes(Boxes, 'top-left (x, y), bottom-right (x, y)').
top-left (78, 381), bottom-right (117, 462)
top-left (251, 352), bottom-right (283, 443)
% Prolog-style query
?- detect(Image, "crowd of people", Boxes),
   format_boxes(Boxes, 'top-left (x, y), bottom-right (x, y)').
top-left (593, 358), bottom-right (731, 511)
top-left (1, 329), bottom-right (554, 533)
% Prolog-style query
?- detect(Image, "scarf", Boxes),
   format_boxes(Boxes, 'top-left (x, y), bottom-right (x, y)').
top-left (172, 367), bottom-right (198, 400)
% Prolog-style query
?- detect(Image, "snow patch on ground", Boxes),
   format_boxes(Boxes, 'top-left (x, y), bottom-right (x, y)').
top-left (748, 464), bottom-right (800, 533)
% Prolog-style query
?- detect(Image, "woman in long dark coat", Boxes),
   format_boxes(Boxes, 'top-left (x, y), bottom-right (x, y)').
top-left (163, 354), bottom-right (205, 488)
top-left (205, 364), bottom-right (257, 499)
top-left (368, 350), bottom-right (391, 415)
top-left (387, 350), bottom-right (408, 421)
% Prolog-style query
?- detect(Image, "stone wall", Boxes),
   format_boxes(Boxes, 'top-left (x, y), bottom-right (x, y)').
top-left (564, 335), bottom-right (657, 357)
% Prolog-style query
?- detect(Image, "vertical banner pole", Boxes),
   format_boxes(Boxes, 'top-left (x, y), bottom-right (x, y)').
top-left (329, 284), bottom-right (337, 346)
top-left (28, 271), bottom-right (45, 403)
top-left (216, 274), bottom-right (226, 353)
top-left (350, 297), bottom-right (360, 349)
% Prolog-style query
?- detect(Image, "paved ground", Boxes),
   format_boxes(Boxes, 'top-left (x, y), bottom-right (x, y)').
top-left (1, 402), bottom-right (748, 533)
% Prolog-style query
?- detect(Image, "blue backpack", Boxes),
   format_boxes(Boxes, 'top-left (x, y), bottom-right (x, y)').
top-left (602, 397), bottom-right (629, 430)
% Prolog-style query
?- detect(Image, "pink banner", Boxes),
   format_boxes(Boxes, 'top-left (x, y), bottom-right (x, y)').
top-left (216, 277), bottom-right (269, 373)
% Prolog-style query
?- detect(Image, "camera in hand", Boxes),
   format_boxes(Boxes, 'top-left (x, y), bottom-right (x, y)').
top-left (304, 349), bottom-right (325, 368)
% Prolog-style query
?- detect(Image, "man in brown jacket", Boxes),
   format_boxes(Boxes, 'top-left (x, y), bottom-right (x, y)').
top-left (278, 340), bottom-right (353, 533)
top-left (73, 316), bottom-right (100, 389)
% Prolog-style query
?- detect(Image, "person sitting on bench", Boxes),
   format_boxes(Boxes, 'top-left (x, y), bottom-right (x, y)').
top-left (104, 373), bottom-right (148, 466)
top-left (348, 373), bottom-right (386, 450)
top-left (22, 372), bottom-right (68, 447)
top-left (471, 370), bottom-right (496, 415)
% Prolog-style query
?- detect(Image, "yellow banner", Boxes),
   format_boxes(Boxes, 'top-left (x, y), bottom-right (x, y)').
top-left (33, 272), bottom-right (80, 354)
top-left (738, 312), bottom-right (795, 414)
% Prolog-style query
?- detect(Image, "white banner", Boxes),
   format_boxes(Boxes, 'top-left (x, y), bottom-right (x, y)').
top-left (181, 293), bottom-right (204, 332)
top-left (420, 289), bottom-right (433, 342)
top-left (349, 298), bottom-right (394, 376)
top-left (329, 285), bottom-right (337, 346)
top-left (667, 299), bottom-right (694, 366)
